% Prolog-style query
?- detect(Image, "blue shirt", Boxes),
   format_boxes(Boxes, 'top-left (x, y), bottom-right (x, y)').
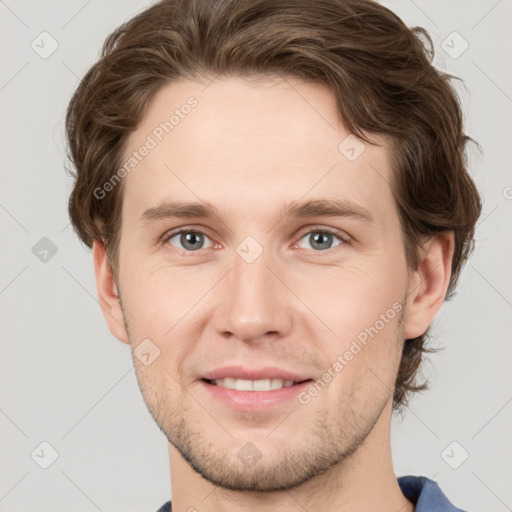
top-left (398, 475), bottom-right (467, 511)
top-left (155, 475), bottom-right (467, 511)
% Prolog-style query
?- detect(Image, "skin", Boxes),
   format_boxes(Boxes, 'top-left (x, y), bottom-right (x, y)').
top-left (93, 75), bottom-right (454, 512)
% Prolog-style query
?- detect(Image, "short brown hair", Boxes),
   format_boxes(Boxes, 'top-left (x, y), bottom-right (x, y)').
top-left (65, 0), bottom-right (482, 411)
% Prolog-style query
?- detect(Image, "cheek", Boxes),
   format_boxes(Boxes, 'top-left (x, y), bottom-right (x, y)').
top-left (121, 245), bottom-right (186, 298)
top-left (295, 258), bottom-right (406, 387)
top-left (119, 257), bottom-right (217, 359)
top-left (321, 309), bottom-right (404, 410)
top-left (294, 256), bottom-right (407, 335)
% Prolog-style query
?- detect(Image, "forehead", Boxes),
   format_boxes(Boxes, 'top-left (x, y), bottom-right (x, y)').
top-left (121, 75), bottom-right (395, 226)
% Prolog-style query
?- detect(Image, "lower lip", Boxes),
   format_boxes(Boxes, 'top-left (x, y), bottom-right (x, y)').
top-left (199, 379), bottom-right (312, 412)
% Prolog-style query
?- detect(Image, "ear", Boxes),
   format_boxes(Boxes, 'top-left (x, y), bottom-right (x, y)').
top-left (92, 239), bottom-right (130, 344)
top-left (403, 232), bottom-right (455, 340)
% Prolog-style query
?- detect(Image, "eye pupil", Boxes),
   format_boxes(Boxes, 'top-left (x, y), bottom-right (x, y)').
top-left (310, 232), bottom-right (332, 250)
top-left (181, 232), bottom-right (203, 250)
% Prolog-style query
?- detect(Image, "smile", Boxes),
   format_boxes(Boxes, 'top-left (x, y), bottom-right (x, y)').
top-left (207, 377), bottom-right (303, 391)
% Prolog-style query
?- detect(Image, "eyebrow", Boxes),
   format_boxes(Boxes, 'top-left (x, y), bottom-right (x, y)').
top-left (282, 198), bottom-right (373, 223)
top-left (140, 198), bottom-right (374, 224)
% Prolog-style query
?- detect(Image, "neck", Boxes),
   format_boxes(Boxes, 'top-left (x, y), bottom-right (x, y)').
top-left (167, 400), bottom-right (413, 512)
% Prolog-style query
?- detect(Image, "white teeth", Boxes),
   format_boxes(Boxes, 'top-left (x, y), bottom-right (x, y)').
top-left (235, 379), bottom-right (254, 391)
top-left (253, 379), bottom-right (272, 391)
top-left (220, 377), bottom-right (236, 389)
top-left (211, 378), bottom-right (299, 391)
top-left (269, 378), bottom-right (283, 390)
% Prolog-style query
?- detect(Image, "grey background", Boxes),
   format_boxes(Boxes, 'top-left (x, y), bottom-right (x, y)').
top-left (1, 0), bottom-right (511, 510)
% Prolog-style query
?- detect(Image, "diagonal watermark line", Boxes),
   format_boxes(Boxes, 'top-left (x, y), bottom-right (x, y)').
top-left (471, 470), bottom-right (512, 510)
top-left (476, 204), bottom-right (499, 228)
top-left (266, 164), bottom-right (336, 234)
top-left (368, 367), bottom-right (440, 438)
top-left (368, 162), bottom-right (391, 187)
top-left (0, 61), bottom-right (29, 92)
top-left (61, 60), bottom-right (81, 81)
top-left (0, 0), bottom-right (29, 28)
top-left (164, 267), bottom-right (234, 336)
top-left (472, 61), bottom-right (512, 104)
top-left (163, 367), bottom-right (234, 438)
top-left (61, 470), bottom-right (104, 511)
top-left (472, 0), bottom-right (502, 30)
top-left (200, 484), bottom-right (217, 503)
top-left (200, 75), bottom-right (217, 93)
top-left (0, 203), bottom-right (29, 232)
top-left (472, 396), bottom-right (512, 439)
top-left (0, 408), bottom-right (29, 438)
top-left (61, 367), bottom-right (132, 439)
top-left (406, 405), bottom-right (440, 439)
top-left (397, 494), bottom-right (418, 512)
top-left (60, 222), bottom-right (71, 233)
top-left (367, 366), bottom-right (393, 388)
top-left (265, 266), bottom-right (336, 335)
top-left (407, 0), bottom-right (439, 28)
top-left (278, 73), bottom-right (336, 130)
top-left (60, 266), bottom-right (98, 302)
top-left (264, 409), bottom-right (295, 438)
top-left (396, 500), bottom-right (412, 512)
top-left (61, 60), bottom-right (102, 102)
top-left (61, 0), bottom-right (92, 29)
top-left (0, 472), bottom-right (29, 504)
top-left (0, 265), bottom-right (28, 295)
top-left (472, 266), bottom-right (512, 309)
top-left (280, 74), bottom-right (336, 131)
top-left (60, 264), bottom-right (126, 329)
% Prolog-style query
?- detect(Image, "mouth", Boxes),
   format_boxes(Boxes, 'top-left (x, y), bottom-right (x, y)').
top-left (202, 377), bottom-right (311, 391)
top-left (198, 366), bottom-right (315, 411)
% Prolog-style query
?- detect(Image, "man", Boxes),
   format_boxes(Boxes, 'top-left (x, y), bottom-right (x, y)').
top-left (65, 0), bottom-right (481, 510)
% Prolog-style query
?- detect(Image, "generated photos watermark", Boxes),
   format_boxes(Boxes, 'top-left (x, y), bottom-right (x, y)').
top-left (298, 301), bottom-right (403, 405)
top-left (93, 96), bottom-right (198, 200)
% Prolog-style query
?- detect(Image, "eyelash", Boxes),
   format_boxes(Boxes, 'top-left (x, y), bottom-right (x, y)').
top-left (161, 226), bottom-right (349, 255)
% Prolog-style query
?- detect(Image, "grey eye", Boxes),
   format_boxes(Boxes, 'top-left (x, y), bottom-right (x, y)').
top-left (297, 231), bottom-right (343, 251)
top-left (167, 231), bottom-right (213, 251)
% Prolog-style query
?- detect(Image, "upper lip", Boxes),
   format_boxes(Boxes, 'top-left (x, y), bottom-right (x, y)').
top-left (201, 366), bottom-right (312, 382)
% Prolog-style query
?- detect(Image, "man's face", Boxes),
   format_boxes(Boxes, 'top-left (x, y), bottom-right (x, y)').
top-left (114, 75), bottom-right (411, 491)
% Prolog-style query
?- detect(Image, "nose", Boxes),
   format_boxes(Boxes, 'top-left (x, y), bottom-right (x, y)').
top-left (212, 247), bottom-right (294, 344)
